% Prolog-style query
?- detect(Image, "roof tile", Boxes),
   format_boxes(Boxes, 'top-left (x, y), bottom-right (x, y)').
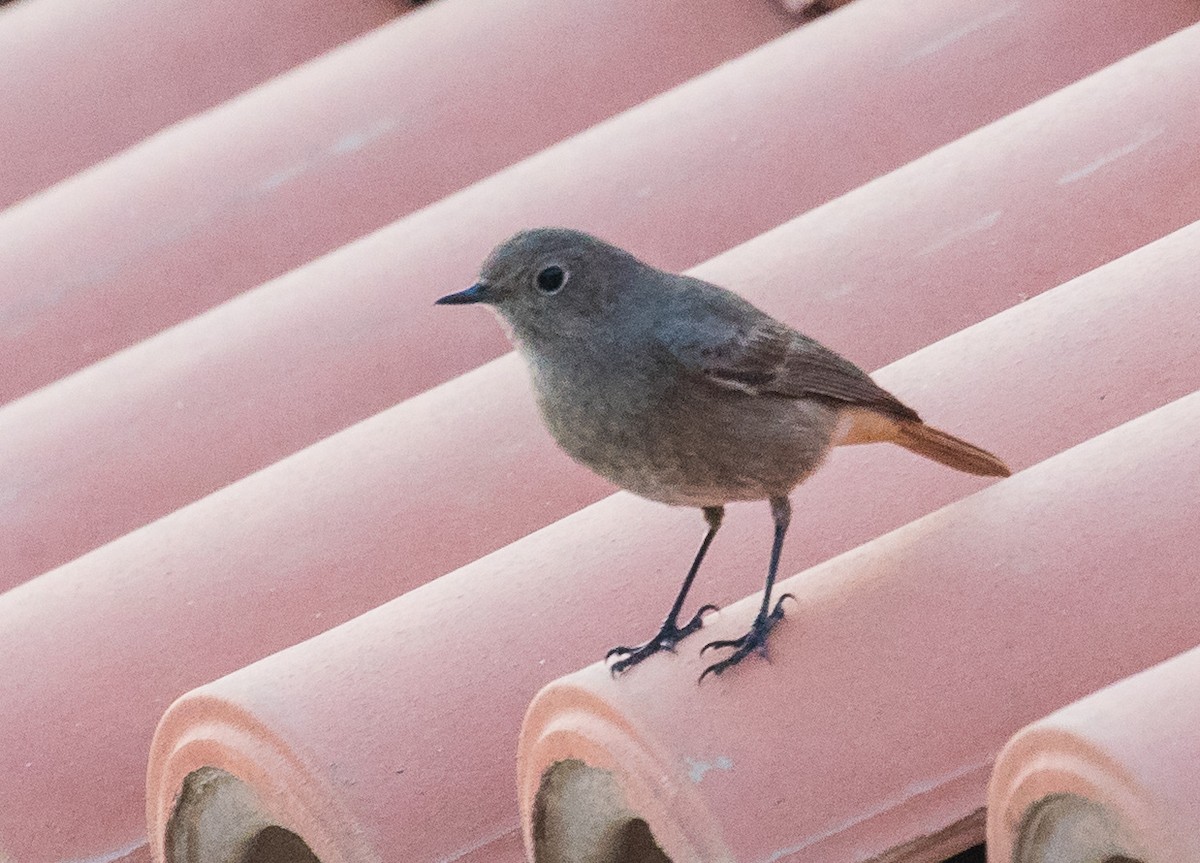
top-left (6, 13), bottom-right (1200, 590)
top-left (0, 0), bottom-right (792, 403)
top-left (988, 645), bottom-right (1200, 863)
top-left (519, 386), bottom-right (1200, 862)
top-left (4, 4), bottom-right (1200, 862)
top-left (0, 0), bottom-right (399, 208)
top-left (142, 219), bottom-right (1200, 862)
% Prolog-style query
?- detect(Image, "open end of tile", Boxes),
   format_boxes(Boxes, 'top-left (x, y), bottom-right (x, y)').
top-left (1013, 794), bottom-right (1146, 863)
top-left (165, 767), bottom-right (321, 863)
top-left (532, 759), bottom-right (671, 863)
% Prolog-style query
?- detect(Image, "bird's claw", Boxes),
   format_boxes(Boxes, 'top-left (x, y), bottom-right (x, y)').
top-left (607, 605), bottom-right (719, 676)
top-left (698, 594), bottom-right (795, 682)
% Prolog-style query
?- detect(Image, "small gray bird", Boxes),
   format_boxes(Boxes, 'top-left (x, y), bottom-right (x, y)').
top-left (437, 228), bottom-right (1009, 680)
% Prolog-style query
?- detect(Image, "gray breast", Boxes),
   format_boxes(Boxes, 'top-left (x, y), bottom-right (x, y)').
top-left (527, 348), bottom-right (840, 507)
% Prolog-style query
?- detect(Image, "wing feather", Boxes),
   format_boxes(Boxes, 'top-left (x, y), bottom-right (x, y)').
top-left (658, 285), bottom-right (918, 422)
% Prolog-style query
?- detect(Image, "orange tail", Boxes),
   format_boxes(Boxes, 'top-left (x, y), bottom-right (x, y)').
top-left (892, 420), bottom-right (1011, 477)
top-left (836, 409), bottom-right (1011, 478)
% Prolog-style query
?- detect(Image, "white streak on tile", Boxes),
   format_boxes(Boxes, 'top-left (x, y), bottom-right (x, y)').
top-left (823, 282), bottom-right (856, 300)
top-left (436, 822), bottom-right (520, 863)
top-left (755, 757), bottom-right (992, 863)
top-left (331, 116), bottom-right (400, 155)
top-left (259, 164), bottom-right (307, 191)
top-left (685, 754), bottom-right (734, 783)
top-left (257, 117), bottom-right (400, 192)
top-left (1056, 126), bottom-right (1166, 185)
top-left (900, 3), bottom-right (1020, 64)
top-left (917, 209), bottom-right (1003, 257)
top-left (59, 836), bottom-right (146, 863)
top-left (332, 131), bottom-right (371, 154)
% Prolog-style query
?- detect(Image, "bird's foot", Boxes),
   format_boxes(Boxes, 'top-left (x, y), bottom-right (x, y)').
top-left (607, 605), bottom-right (719, 676)
top-left (698, 594), bottom-right (795, 682)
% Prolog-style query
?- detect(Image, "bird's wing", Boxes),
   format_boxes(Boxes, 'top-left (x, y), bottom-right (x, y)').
top-left (661, 304), bottom-right (919, 422)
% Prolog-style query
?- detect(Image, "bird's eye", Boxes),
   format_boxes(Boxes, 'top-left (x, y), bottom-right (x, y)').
top-left (535, 265), bottom-right (568, 294)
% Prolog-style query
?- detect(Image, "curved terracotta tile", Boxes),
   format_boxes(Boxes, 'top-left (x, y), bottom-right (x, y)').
top-left (0, 0), bottom-right (793, 405)
top-left (6, 13), bottom-right (1200, 587)
top-left (0, 0), bottom-right (399, 209)
top-left (516, 389), bottom-right (1200, 863)
top-left (132, 223), bottom-right (1200, 863)
top-left (987, 647), bottom-right (1200, 863)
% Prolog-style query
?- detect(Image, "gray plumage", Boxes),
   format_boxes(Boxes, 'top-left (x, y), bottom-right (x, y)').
top-left (437, 227), bottom-right (1009, 679)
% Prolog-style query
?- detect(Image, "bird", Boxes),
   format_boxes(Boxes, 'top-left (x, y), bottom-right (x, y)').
top-left (437, 227), bottom-right (1010, 680)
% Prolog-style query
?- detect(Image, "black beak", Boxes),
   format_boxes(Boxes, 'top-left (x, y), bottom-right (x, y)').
top-left (435, 283), bottom-right (490, 306)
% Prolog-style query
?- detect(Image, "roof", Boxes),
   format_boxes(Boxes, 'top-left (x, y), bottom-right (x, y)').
top-left (1, 1), bottom-right (1199, 862)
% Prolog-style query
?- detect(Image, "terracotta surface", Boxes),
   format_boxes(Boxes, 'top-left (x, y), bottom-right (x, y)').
top-left (137, 221), bottom-right (1200, 863)
top-left (0, 0), bottom-right (399, 208)
top-left (517, 387), bottom-right (1200, 863)
top-left (0, 0), bottom-right (793, 405)
top-left (7, 14), bottom-right (1200, 589)
top-left (780, 0), bottom-right (853, 16)
top-left (987, 646), bottom-right (1200, 863)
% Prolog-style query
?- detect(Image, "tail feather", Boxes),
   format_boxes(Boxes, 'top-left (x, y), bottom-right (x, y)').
top-left (834, 407), bottom-right (1012, 477)
top-left (892, 420), bottom-right (1011, 478)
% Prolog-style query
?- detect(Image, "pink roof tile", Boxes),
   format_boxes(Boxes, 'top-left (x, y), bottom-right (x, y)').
top-left (138, 217), bottom-right (1200, 861)
top-left (6, 15), bottom-right (1200, 591)
top-left (0, 0), bottom-right (791, 405)
top-left (518, 386), bottom-right (1200, 862)
top-left (3, 3), bottom-right (1200, 863)
top-left (0, 0), bottom-right (399, 208)
top-left (988, 646), bottom-right (1200, 862)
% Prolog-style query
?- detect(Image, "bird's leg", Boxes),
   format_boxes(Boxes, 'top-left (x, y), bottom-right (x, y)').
top-left (607, 506), bottom-right (724, 675)
top-left (700, 495), bottom-right (795, 682)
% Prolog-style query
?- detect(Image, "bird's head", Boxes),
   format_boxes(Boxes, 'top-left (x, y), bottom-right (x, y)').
top-left (436, 227), bottom-right (649, 348)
